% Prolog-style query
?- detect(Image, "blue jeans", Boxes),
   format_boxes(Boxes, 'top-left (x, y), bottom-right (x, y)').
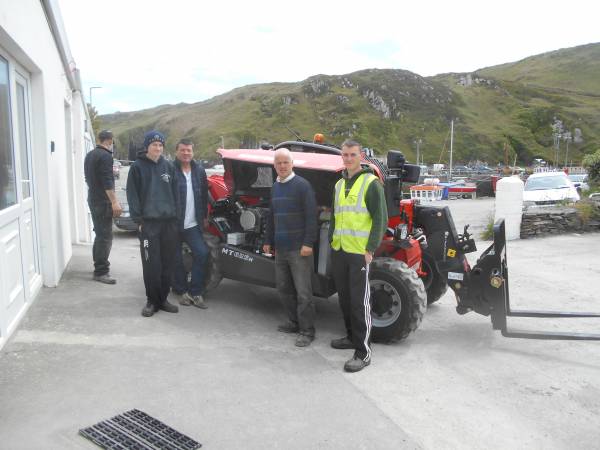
top-left (173, 225), bottom-right (209, 296)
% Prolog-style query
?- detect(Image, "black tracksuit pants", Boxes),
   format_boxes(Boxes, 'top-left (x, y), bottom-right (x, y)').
top-left (331, 249), bottom-right (372, 361)
top-left (138, 219), bottom-right (178, 307)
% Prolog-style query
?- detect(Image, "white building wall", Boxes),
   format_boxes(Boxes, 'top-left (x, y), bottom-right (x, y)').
top-left (0, 0), bottom-right (92, 348)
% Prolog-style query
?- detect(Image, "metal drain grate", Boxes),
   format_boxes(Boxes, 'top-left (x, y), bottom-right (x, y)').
top-left (79, 409), bottom-right (201, 449)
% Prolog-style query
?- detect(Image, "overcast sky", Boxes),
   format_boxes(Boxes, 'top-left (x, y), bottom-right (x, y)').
top-left (57, 0), bottom-right (600, 115)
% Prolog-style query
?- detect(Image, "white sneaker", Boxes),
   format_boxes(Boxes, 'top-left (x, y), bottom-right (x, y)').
top-left (179, 292), bottom-right (194, 306)
top-left (191, 295), bottom-right (208, 309)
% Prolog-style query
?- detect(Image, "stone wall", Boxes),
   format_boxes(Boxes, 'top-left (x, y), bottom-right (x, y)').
top-left (520, 205), bottom-right (600, 238)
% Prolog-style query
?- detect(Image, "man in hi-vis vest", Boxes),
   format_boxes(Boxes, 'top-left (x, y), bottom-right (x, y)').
top-left (329, 140), bottom-right (387, 372)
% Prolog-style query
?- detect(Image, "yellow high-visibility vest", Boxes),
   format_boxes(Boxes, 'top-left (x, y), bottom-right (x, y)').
top-left (331, 173), bottom-right (377, 254)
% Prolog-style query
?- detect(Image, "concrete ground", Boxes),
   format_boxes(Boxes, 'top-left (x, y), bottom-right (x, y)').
top-left (1, 198), bottom-right (600, 449)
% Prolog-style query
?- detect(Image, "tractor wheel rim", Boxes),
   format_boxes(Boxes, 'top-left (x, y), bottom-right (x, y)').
top-left (370, 279), bottom-right (402, 327)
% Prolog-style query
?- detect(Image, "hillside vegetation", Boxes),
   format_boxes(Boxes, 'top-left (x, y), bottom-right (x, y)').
top-left (100, 43), bottom-right (600, 166)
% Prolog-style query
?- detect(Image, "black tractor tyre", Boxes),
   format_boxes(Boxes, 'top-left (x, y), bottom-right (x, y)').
top-left (203, 232), bottom-right (223, 292)
top-left (180, 232), bottom-right (223, 293)
top-left (421, 248), bottom-right (448, 305)
top-left (369, 258), bottom-right (427, 343)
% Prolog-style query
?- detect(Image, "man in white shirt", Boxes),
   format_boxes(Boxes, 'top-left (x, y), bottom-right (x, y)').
top-left (172, 139), bottom-right (209, 308)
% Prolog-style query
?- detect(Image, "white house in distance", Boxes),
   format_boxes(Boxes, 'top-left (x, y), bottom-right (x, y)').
top-left (0, 0), bottom-right (93, 349)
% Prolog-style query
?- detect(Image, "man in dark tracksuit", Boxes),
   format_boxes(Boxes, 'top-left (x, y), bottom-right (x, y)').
top-left (84, 129), bottom-right (122, 284)
top-left (172, 138), bottom-right (209, 309)
top-left (264, 148), bottom-right (318, 347)
top-left (126, 130), bottom-right (179, 317)
top-left (329, 140), bottom-right (387, 372)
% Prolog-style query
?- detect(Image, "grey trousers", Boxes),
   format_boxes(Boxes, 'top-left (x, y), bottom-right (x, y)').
top-left (274, 249), bottom-right (315, 336)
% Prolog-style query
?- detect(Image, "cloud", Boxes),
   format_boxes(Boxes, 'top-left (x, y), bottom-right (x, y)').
top-left (58, 0), bottom-right (600, 113)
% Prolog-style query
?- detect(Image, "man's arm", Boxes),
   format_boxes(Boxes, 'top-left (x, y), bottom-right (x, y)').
top-left (200, 166), bottom-right (208, 222)
top-left (263, 191), bottom-right (275, 252)
top-left (100, 154), bottom-right (122, 217)
top-left (126, 164), bottom-right (142, 225)
top-left (364, 179), bottom-right (388, 254)
top-left (302, 180), bottom-right (318, 250)
top-left (105, 189), bottom-right (123, 217)
top-left (328, 186), bottom-right (336, 244)
top-left (170, 163), bottom-right (180, 218)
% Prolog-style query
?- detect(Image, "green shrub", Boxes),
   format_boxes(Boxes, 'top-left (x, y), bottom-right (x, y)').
top-left (582, 149), bottom-right (600, 183)
top-left (574, 199), bottom-right (600, 225)
top-left (481, 213), bottom-right (495, 240)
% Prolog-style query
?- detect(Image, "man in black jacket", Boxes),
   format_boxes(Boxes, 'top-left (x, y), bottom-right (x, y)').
top-left (126, 130), bottom-right (179, 317)
top-left (84, 130), bottom-right (122, 284)
top-left (172, 138), bottom-right (209, 309)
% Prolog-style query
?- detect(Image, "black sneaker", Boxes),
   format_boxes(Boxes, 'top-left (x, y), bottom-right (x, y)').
top-left (159, 300), bottom-right (179, 313)
top-left (344, 355), bottom-right (371, 373)
top-left (141, 302), bottom-right (155, 317)
top-left (277, 322), bottom-right (299, 333)
top-left (93, 274), bottom-right (116, 284)
top-left (331, 336), bottom-right (354, 350)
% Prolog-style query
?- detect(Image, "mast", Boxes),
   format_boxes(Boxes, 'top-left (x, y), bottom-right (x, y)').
top-left (449, 119), bottom-right (454, 180)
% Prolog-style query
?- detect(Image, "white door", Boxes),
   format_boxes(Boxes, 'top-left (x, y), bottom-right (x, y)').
top-left (0, 55), bottom-right (25, 337)
top-left (0, 55), bottom-right (40, 339)
top-left (14, 72), bottom-right (41, 298)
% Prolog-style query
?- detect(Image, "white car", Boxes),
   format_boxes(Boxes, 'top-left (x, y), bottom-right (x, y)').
top-left (523, 171), bottom-right (580, 208)
top-left (568, 173), bottom-right (589, 192)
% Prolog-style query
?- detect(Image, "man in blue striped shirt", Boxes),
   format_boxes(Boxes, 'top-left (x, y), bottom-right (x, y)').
top-left (264, 149), bottom-right (318, 347)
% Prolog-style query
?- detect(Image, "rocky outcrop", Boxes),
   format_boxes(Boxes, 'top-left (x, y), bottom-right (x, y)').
top-left (281, 95), bottom-right (298, 106)
top-left (303, 77), bottom-right (330, 96)
top-left (362, 90), bottom-right (393, 119)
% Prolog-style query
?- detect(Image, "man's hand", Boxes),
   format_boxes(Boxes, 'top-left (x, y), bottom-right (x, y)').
top-left (300, 245), bottom-right (313, 257)
top-left (203, 218), bottom-right (209, 230)
top-left (112, 201), bottom-right (123, 217)
top-left (364, 251), bottom-right (373, 265)
top-left (263, 244), bottom-right (272, 255)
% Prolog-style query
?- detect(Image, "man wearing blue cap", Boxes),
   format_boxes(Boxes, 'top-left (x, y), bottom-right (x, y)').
top-left (126, 131), bottom-right (180, 317)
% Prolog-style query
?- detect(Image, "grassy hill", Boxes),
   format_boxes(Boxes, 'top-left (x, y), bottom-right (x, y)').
top-left (477, 43), bottom-right (600, 95)
top-left (100, 43), bottom-right (600, 166)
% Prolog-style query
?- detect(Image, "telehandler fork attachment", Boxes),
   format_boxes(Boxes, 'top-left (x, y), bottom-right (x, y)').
top-left (468, 219), bottom-right (600, 340)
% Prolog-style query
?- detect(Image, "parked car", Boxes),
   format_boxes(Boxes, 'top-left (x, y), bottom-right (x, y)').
top-left (112, 160), bottom-right (122, 180)
top-left (568, 173), bottom-right (589, 192)
top-left (452, 165), bottom-right (472, 174)
top-left (523, 171), bottom-right (580, 208)
top-left (112, 188), bottom-right (137, 231)
top-left (474, 165), bottom-right (494, 174)
top-left (205, 164), bottom-right (224, 176)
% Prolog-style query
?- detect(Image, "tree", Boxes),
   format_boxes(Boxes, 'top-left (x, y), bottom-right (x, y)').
top-left (582, 149), bottom-right (600, 183)
top-left (87, 104), bottom-right (101, 138)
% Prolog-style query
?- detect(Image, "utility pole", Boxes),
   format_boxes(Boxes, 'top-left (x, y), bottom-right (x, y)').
top-left (414, 138), bottom-right (422, 166)
top-left (553, 132), bottom-right (561, 168)
top-left (563, 131), bottom-right (572, 168)
top-left (220, 136), bottom-right (225, 149)
top-left (449, 120), bottom-right (454, 180)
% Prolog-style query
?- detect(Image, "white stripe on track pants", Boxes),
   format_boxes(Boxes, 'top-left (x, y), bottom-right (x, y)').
top-left (331, 249), bottom-right (371, 360)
